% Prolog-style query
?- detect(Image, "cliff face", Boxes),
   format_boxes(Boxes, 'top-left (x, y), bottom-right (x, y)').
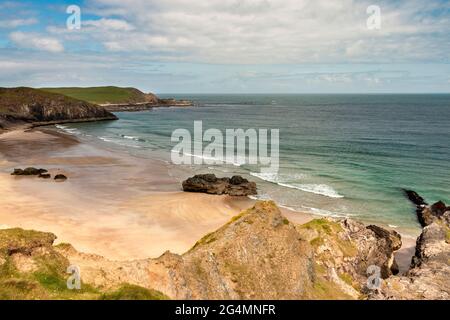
top-left (2, 200), bottom-right (448, 300)
top-left (40, 86), bottom-right (193, 111)
top-left (57, 201), bottom-right (353, 299)
top-left (0, 87), bottom-right (117, 130)
top-left (56, 201), bottom-right (406, 300)
top-left (370, 199), bottom-right (450, 300)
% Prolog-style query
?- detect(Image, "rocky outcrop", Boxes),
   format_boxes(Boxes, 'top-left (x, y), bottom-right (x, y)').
top-left (158, 98), bottom-right (193, 107)
top-left (371, 195), bottom-right (450, 300)
top-left (58, 201), bottom-right (356, 299)
top-left (3, 199), bottom-right (446, 300)
top-left (296, 217), bottom-right (402, 298)
top-left (57, 201), bottom-right (403, 300)
top-left (182, 174), bottom-right (257, 196)
top-left (404, 189), bottom-right (428, 207)
top-left (11, 167), bottom-right (48, 176)
top-left (54, 174), bottom-right (68, 181)
top-left (0, 87), bottom-right (117, 130)
top-left (403, 189), bottom-right (449, 228)
top-left (100, 99), bottom-right (193, 112)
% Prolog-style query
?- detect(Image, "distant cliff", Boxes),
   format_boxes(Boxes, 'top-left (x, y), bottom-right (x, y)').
top-left (41, 86), bottom-right (193, 111)
top-left (0, 87), bottom-right (117, 130)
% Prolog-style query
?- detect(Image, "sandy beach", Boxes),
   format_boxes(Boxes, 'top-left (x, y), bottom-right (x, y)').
top-left (0, 127), bottom-right (415, 271)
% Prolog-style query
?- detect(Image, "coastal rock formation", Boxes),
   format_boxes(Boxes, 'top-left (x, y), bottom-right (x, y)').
top-left (99, 99), bottom-right (193, 112)
top-left (182, 174), bottom-right (257, 196)
top-left (57, 201), bottom-right (403, 300)
top-left (0, 87), bottom-right (117, 130)
top-left (40, 86), bottom-right (193, 112)
top-left (54, 174), bottom-right (68, 181)
top-left (296, 217), bottom-right (402, 298)
top-left (370, 195), bottom-right (450, 300)
top-left (58, 201), bottom-right (353, 299)
top-left (3, 199), bottom-right (447, 300)
top-left (11, 167), bottom-right (48, 176)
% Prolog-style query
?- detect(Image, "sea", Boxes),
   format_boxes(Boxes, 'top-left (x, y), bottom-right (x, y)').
top-left (55, 94), bottom-right (450, 234)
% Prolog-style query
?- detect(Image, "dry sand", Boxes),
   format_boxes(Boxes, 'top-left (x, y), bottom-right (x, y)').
top-left (0, 127), bottom-right (415, 270)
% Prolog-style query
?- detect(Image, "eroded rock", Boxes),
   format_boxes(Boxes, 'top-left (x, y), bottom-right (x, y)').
top-left (370, 194), bottom-right (450, 300)
top-left (182, 174), bottom-right (257, 196)
top-left (11, 167), bottom-right (47, 176)
top-left (54, 174), bottom-right (67, 181)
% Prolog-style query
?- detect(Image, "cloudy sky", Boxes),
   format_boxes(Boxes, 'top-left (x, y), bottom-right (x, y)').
top-left (0, 0), bottom-right (449, 93)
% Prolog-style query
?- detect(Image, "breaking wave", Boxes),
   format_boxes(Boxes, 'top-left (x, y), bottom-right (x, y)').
top-left (250, 172), bottom-right (343, 198)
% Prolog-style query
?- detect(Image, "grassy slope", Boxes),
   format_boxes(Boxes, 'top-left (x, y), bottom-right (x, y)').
top-left (41, 86), bottom-right (147, 104)
top-left (0, 87), bottom-right (77, 116)
top-left (0, 228), bottom-right (168, 300)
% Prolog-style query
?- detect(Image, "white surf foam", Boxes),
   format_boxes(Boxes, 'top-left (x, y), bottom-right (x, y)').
top-left (120, 134), bottom-right (146, 142)
top-left (171, 150), bottom-right (242, 167)
top-left (249, 172), bottom-right (307, 183)
top-left (250, 172), bottom-right (343, 199)
top-left (278, 183), bottom-right (344, 198)
top-left (303, 206), bottom-right (351, 218)
top-left (55, 124), bottom-right (82, 135)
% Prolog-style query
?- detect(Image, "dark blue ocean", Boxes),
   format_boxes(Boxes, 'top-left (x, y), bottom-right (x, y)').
top-left (56, 94), bottom-right (450, 234)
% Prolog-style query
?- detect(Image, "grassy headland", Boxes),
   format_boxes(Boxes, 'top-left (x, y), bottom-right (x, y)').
top-left (0, 87), bottom-right (117, 130)
top-left (41, 86), bottom-right (158, 105)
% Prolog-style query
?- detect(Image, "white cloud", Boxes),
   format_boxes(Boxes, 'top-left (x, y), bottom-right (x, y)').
top-left (0, 18), bottom-right (38, 28)
top-left (83, 18), bottom-right (135, 31)
top-left (9, 31), bottom-right (64, 53)
top-left (77, 0), bottom-right (450, 64)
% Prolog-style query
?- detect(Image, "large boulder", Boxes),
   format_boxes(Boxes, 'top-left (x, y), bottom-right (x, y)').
top-left (54, 174), bottom-right (68, 181)
top-left (182, 174), bottom-right (257, 196)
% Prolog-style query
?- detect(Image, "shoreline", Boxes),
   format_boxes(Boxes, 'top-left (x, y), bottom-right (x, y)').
top-left (0, 126), bottom-right (416, 271)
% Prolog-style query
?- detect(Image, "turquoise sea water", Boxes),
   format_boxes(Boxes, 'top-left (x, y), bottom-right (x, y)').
top-left (56, 94), bottom-right (450, 233)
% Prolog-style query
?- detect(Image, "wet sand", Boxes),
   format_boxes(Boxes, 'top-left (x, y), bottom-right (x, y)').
top-left (0, 128), bottom-right (312, 260)
top-left (0, 127), bottom-right (415, 268)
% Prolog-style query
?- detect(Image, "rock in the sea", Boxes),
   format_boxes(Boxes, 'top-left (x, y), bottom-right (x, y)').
top-left (38, 173), bottom-right (51, 179)
top-left (11, 167), bottom-right (47, 176)
top-left (403, 189), bottom-right (428, 206)
top-left (403, 189), bottom-right (446, 227)
top-left (182, 174), bottom-right (257, 196)
top-left (54, 174), bottom-right (67, 181)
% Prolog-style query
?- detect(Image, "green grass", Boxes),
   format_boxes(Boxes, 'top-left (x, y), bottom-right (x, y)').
top-left (101, 284), bottom-right (169, 300)
top-left (0, 227), bottom-right (169, 300)
top-left (300, 218), bottom-right (342, 235)
top-left (298, 218), bottom-right (358, 258)
top-left (41, 86), bottom-right (147, 104)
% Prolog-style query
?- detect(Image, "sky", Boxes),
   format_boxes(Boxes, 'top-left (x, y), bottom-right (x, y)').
top-left (0, 0), bottom-right (449, 93)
